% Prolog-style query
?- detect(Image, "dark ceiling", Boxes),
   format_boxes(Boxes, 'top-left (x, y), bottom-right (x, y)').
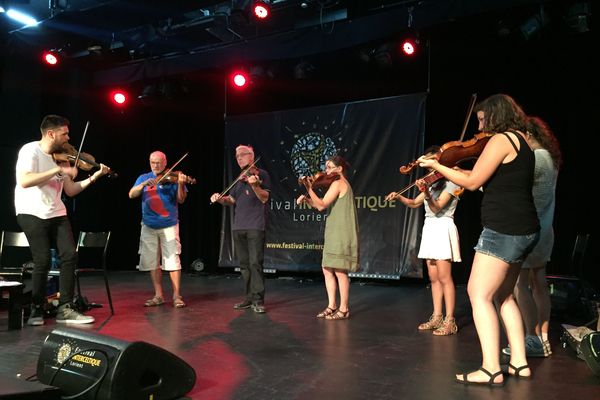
top-left (0, 0), bottom-right (590, 84)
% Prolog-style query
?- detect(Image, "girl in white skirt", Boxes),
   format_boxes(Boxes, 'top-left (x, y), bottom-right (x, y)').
top-left (386, 173), bottom-right (462, 335)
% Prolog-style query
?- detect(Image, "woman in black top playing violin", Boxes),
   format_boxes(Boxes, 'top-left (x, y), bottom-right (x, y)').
top-left (419, 94), bottom-right (539, 386)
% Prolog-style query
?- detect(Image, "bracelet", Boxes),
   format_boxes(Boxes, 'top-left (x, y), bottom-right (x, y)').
top-left (89, 176), bottom-right (95, 184)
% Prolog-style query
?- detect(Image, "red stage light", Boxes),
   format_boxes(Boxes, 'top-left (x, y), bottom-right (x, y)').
top-left (253, 1), bottom-right (270, 19)
top-left (110, 90), bottom-right (128, 105)
top-left (401, 39), bottom-right (417, 56)
top-left (43, 51), bottom-right (58, 66)
top-left (231, 72), bottom-right (248, 89)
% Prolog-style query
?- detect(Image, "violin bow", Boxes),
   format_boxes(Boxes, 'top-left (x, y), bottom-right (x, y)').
top-left (211, 156), bottom-right (261, 204)
top-left (73, 120), bottom-right (90, 168)
top-left (155, 152), bottom-right (189, 185)
top-left (458, 93), bottom-right (477, 142)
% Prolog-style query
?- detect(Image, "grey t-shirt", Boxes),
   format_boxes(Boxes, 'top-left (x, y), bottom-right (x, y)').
top-left (424, 180), bottom-right (460, 218)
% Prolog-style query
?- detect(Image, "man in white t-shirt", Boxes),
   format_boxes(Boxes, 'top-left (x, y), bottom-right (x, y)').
top-left (15, 114), bottom-right (110, 326)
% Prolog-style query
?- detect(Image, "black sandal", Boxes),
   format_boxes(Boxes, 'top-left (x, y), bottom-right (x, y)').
top-left (508, 363), bottom-right (532, 379)
top-left (455, 367), bottom-right (504, 387)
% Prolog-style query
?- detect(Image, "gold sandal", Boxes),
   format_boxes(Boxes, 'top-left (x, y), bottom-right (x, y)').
top-left (316, 307), bottom-right (337, 318)
top-left (433, 317), bottom-right (458, 336)
top-left (325, 309), bottom-right (350, 320)
top-left (418, 314), bottom-right (443, 330)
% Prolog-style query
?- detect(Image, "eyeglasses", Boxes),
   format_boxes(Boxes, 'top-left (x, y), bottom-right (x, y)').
top-left (236, 152), bottom-right (252, 158)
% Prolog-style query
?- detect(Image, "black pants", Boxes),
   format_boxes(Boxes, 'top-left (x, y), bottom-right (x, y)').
top-left (233, 229), bottom-right (265, 304)
top-left (17, 214), bottom-right (77, 307)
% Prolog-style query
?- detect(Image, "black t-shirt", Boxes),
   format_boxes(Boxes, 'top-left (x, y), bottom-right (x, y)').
top-left (230, 168), bottom-right (271, 231)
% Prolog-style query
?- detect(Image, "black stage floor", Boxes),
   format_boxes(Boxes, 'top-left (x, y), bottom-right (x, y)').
top-left (1, 271), bottom-right (599, 400)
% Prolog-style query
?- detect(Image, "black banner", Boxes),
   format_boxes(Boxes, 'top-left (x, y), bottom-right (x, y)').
top-left (219, 93), bottom-right (427, 279)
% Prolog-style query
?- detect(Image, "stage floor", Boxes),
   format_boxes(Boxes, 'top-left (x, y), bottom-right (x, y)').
top-left (1, 271), bottom-right (599, 400)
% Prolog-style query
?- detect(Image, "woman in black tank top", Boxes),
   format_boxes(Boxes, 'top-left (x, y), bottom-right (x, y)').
top-left (418, 94), bottom-right (540, 386)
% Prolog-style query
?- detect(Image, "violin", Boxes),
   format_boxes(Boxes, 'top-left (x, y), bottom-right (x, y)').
top-left (298, 171), bottom-right (341, 190)
top-left (53, 143), bottom-right (118, 177)
top-left (156, 170), bottom-right (196, 185)
top-left (399, 132), bottom-right (493, 174)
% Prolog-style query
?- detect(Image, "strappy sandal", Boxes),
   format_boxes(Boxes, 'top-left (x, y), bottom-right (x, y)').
top-left (144, 296), bottom-right (164, 307)
top-left (455, 367), bottom-right (504, 387)
top-left (418, 314), bottom-right (444, 330)
top-left (325, 309), bottom-right (350, 320)
top-left (508, 363), bottom-right (532, 379)
top-left (173, 296), bottom-right (186, 308)
top-left (433, 317), bottom-right (458, 336)
top-left (316, 307), bottom-right (337, 318)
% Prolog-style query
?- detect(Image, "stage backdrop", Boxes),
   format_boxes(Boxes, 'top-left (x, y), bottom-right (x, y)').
top-left (218, 93), bottom-right (427, 279)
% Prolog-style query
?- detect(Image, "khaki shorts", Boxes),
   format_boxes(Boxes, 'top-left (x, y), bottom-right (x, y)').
top-left (138, 223), bottom-right (182, 271)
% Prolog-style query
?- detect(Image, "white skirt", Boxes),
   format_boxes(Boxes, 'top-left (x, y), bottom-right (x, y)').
top-left (418, 217), bottom-right (461, 262)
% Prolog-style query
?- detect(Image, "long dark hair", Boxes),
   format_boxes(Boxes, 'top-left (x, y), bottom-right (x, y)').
top-left (475, 94), bottom-right (527, 134)
top-left (527, 116), bottom-right (563, 170)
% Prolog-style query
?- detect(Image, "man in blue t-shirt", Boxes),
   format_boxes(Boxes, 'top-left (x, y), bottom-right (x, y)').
top-left (211, 145), bottom-right (271, 313)
top-left (129, 151), bottom-right (189, 308)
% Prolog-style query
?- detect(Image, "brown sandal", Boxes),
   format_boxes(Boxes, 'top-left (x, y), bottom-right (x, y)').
top-left (325, 309), bottom-right (350, 320)
top-left (144, 296), bottom-right (164, 307)
top-left (316, 307), bottom-right (337, 318)
top-left (173, 296), bottom-right (186, 308)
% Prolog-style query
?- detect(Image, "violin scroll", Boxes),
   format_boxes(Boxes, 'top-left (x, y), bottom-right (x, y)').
top-left (399, 149), bottom-right (440, 175)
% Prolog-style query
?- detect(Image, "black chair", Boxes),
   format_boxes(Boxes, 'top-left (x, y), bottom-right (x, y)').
top-left (0, 231), bottom-right (30, 282)
top-left (547, 233), bottom-right (595, 325)
top-left (570, 233), bottom-right (590, 279)
top-left (0, 231), bottom-right (30, 329)
top-left (48, 231), bottom-right (114, 314)
top-left (73, 231), bottom-right (114, 315)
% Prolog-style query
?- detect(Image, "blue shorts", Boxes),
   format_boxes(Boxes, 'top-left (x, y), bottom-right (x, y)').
top-left (474, 227), bottom-right (540, 264)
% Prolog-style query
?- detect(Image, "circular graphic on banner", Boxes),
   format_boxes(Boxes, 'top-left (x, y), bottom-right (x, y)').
top-left (290, 133), bottom-right (337, 178)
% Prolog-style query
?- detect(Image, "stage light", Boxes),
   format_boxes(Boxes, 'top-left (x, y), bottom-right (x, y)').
top-left (565, 2), bottom-right (590, 33)
top-left (42, 51), bottom-right (59, 66)
top-left (400, 38), bottom-right (417, 56)
top-left (231, 71), bottom-right (249, 89)
top-left (5, 9), bottom-right (39, 27)
top-left (110, 90), bottom-right (128, 106)
top-left (253, 1), bottom-right (270, 19)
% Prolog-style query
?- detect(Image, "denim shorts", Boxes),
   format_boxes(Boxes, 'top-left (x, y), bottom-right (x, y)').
top-left (474, 227), bottom-right (540, 264)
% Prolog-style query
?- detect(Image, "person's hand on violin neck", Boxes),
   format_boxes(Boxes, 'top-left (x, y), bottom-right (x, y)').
top-left (177, 172), bottom-right (189, 185)
top-left (91, 163), bottom-right (110, 182)
top-left (417, 156), bottom-right (439, 170)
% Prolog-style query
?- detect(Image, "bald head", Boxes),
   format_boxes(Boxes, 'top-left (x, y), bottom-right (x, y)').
top-left (149, 151), bottom-right (167, 174)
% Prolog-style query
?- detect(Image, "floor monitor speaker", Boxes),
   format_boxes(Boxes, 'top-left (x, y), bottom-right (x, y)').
top-left (37, 327), bottom-right (196, 400)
